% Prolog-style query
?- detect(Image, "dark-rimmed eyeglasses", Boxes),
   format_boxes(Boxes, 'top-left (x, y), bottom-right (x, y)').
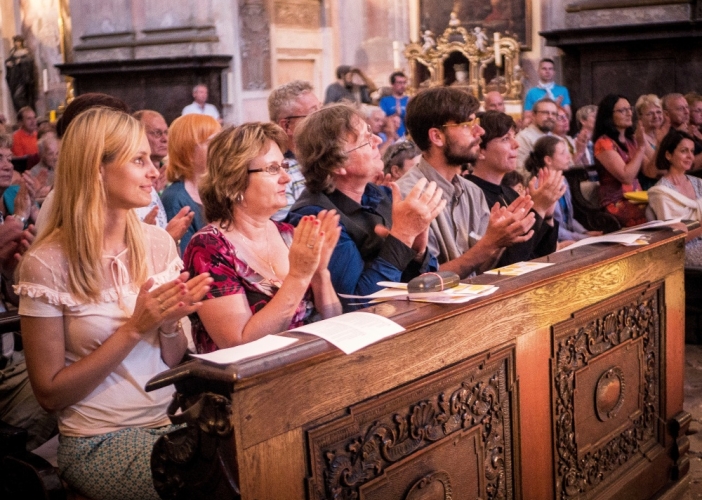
top-left (248, 159), bottom-right (292, 175)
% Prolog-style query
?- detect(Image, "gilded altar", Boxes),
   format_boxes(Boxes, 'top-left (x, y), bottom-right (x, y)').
top-left (404, 14), bottom-right (523, 111)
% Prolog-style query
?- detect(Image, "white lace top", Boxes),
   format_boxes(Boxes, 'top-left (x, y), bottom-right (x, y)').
top-left (15, 223), bottom-right (182, 437)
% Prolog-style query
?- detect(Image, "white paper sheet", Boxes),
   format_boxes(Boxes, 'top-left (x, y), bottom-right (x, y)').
top-left (555, 233), bottom-right (644, 252)
top-left (339, 283), bottom-right (497, 302)
top-left (619, 218), bottom-right (683, 232)
top-left (289, 312), bottom-right (405, 354)
top-left (191, 335), bottom-right (299, 365)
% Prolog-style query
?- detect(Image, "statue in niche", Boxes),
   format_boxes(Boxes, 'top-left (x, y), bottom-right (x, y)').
top-left (422, 30), bottom-right (436, 51)
top-left (473, 27), bottom-right (488, 52)
top-left (450, 63), bottom-right (476, 95)
top-left (5, 35), bottom-right (36, 112)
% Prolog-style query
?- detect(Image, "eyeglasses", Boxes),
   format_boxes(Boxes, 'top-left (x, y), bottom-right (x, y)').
top-left (283, 107), bottom-right (321, 122)
top-left (344, 123), bottom-right (374, 154)
top-left (147, 129), bottom-right (168, 139)
top-left (248, 159), bottom-right (291, 175)
top-left (613, 106), bottom-right (634, 114)
top-left (442, 117), bottom-right (481, 131)
top-left (283, 115), bottom-right (308, 121)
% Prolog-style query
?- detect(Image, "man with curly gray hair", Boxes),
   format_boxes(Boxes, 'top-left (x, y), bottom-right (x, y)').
top-left (267, 80), bottom-right (320, 220)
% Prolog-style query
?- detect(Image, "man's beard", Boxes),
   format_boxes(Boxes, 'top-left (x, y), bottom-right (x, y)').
top-left (444, 134), bottom-right (479, 166)
top-left (537, 120), bottom-right (555, 133)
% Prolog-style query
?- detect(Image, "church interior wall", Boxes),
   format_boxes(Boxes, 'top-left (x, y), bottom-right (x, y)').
top-left (0, 1), bottom-right (698, 126)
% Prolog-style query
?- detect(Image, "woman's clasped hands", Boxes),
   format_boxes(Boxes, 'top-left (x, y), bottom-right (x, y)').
top-left (288, 210), bottom-right (341, 282)
top-left (126, 271), bottom-right (213, 337)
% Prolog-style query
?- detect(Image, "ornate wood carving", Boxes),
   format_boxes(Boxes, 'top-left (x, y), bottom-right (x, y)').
top-left (239, 0), bottom-right (271, 90)
top-left (594, 367), bottom-right (625, 422)
top-left (405, 470), bottom-right (454, 500)
top-left (551, 283), bottom-right (663, 499)
top-left (306, 349), bottom-right (515, 500)
top-left (151, 392), bottom-right (240, 500)
top-left (273, 1), bottom-right (321, 29)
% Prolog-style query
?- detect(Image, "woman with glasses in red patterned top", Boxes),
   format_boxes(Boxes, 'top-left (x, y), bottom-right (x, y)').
top-left (182, 122), bottom-right (341, 353)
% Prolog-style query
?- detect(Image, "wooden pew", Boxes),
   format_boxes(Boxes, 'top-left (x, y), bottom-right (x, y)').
top-left (563, 165), bottom-right (621, 234)
top-left (147, 227), bottom-right (690, 500)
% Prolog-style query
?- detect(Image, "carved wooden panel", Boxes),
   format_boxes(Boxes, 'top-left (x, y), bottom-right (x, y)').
top-left (306, 346), bottom-right (516, 500)
top-left (551, 282), bottom-right (663, 500)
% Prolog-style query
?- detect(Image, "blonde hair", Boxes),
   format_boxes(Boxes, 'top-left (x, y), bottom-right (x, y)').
top-left (28, 107), bottom-right (147, 302)
top-left (200, 122), bottom-right (287, 229)
top-left (166, 114), bottom-right (221, 182)
top-left (635, 94), bottom-right (662, 118)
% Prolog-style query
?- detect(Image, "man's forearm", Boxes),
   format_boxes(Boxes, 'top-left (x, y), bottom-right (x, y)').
top-left (438, 239), bottom-right (502, 278)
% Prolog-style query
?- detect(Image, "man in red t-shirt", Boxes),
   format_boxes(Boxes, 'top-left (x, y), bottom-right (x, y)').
top-left (11, 106), bottom-right (38, 157)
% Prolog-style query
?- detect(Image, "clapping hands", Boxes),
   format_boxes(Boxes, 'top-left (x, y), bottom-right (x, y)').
top-left (528, 168), bottom-right (566, 219)
top-left (288, 211), bottom-right (341, 282)
top-left (385, 179), bottom-right (446, 255)
top-left (128, 271), bottom-right (212, 337)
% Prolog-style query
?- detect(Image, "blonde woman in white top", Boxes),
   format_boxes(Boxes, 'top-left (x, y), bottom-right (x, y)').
top-left (16, 107), bottom-right (212, 500)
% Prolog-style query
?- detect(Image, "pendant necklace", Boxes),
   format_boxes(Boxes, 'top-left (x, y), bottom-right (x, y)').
top-left (232, 224), bottom-right (282, 286)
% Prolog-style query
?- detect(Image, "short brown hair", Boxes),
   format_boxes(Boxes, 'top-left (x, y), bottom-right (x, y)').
top-left (479, 111), bottom-right (516, 149)
top-left (55, 93), bottom-right (129, 138)
top-left (294, 103), bottom-right (365, 194)
top-left (405, 87), bottom-right (480, 151)
top-left (685, 92), bottom-right (702, 109)
top-left (16, 106), bottom-right (34, 123)
top-left (200, 122), bottom-right (287, 229)
top-left (532, 97), bottom-right (558, 114)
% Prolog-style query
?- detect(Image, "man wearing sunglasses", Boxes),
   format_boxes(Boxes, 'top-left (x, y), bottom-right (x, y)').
top-left (397, 87), bottom-right (536, 278)
top-left (268, 80), bottom-right (321, 221)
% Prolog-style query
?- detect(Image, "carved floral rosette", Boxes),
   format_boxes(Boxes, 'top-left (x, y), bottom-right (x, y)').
top-left (306, 350), bottom-right (515, 500)
top-left (551, 284), bottom-right (662, 499)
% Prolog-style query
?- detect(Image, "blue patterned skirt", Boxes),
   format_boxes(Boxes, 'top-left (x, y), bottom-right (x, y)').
top-left (58, 425), bottom-right (179, 500)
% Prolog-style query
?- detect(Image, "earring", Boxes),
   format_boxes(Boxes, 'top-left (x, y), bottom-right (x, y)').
top-left (235, 193), bottom-right (244, 203)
